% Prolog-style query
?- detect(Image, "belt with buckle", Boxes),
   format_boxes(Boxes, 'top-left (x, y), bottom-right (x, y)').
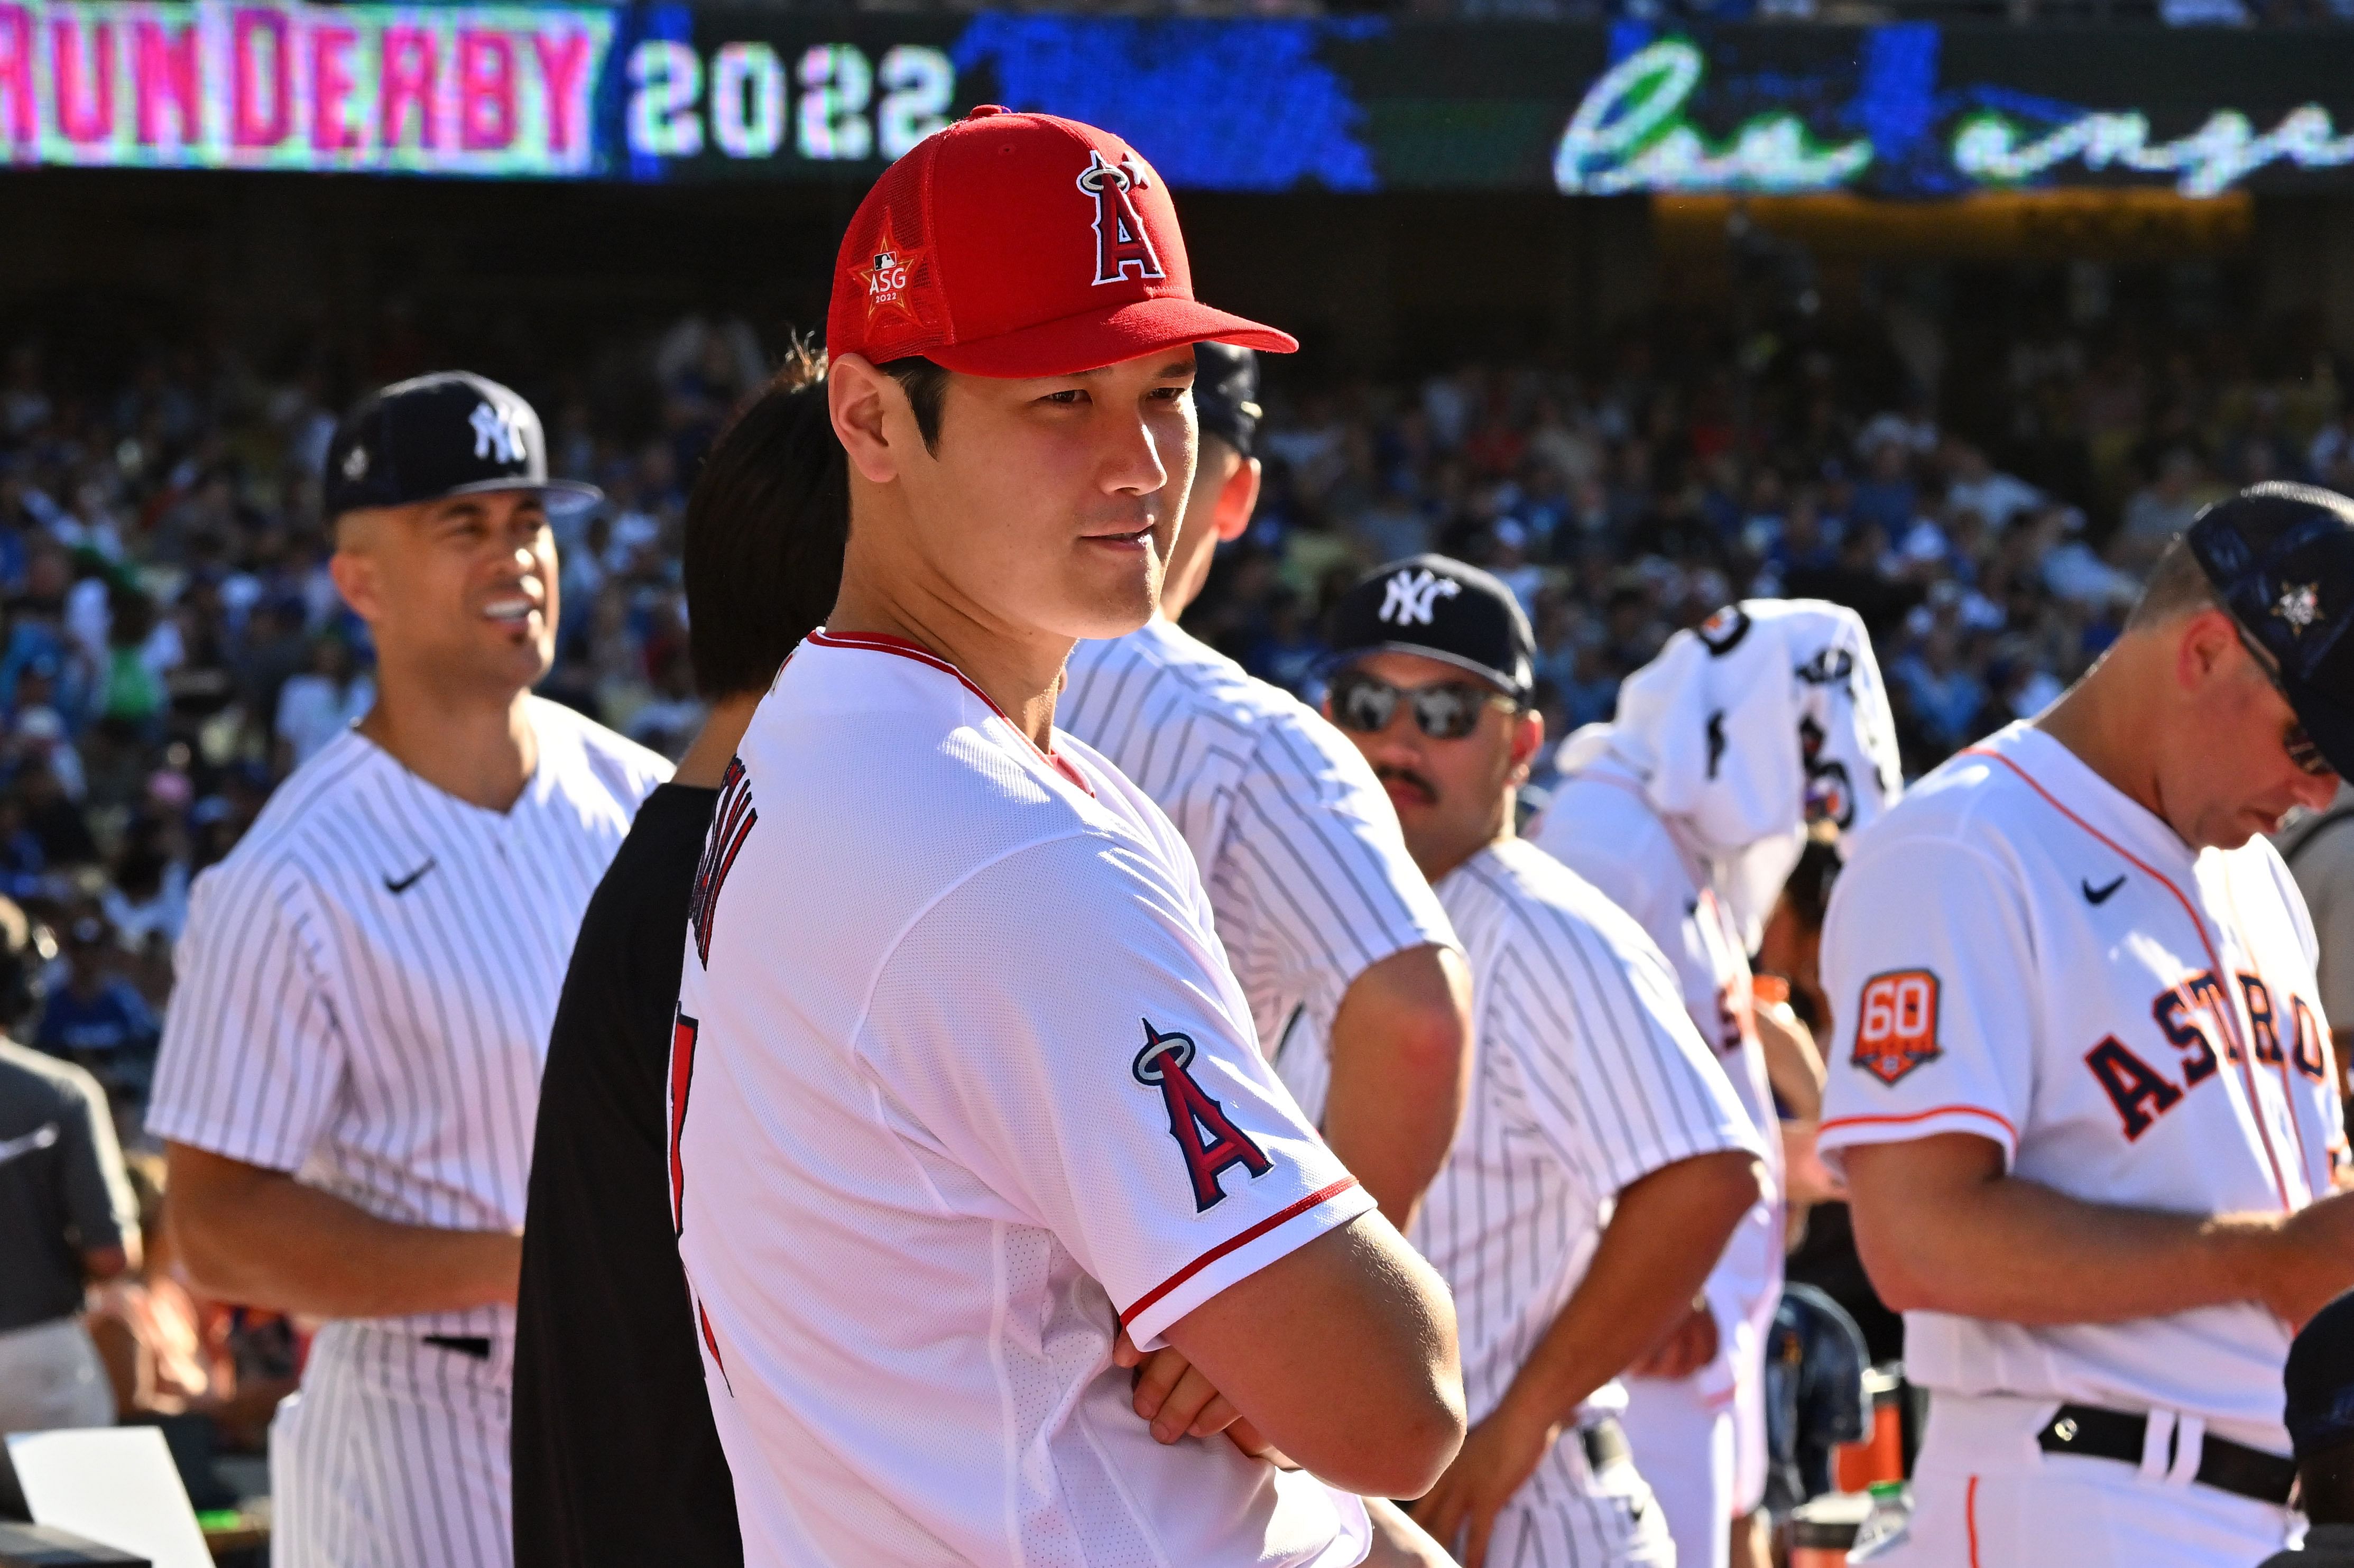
top-left (2034, 1403), bottom-right (2295, 1506)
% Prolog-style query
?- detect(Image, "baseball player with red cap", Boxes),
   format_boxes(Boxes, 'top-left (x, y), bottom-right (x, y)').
top-left (668, 109), bottom-right (1464, 1567)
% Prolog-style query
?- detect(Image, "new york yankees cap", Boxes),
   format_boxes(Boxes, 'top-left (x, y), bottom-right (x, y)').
top-left (824, 107), bottom-right (1296, 380)
top-left (322, 371), bottom-right (600, 522)
top-left (2187, 482), bottom-right (2354, 776)
top-left (1193, 343), bottom-right (1262, 460)
top-left (1325, 554), bottom-right (1536, 699)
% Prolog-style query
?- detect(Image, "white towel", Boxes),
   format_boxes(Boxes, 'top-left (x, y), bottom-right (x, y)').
top-left (1563, 598), bottom-right (1903, 946)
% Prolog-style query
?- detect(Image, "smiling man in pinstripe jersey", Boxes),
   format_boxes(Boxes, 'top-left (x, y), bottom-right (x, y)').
top-left (147, 372), bottom-right (667, 1568)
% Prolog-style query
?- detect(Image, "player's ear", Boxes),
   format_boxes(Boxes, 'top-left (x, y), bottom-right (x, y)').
top-left (1506, 705), bottom-right (1545, 785)
top-left (828, 353), bottom-right (904, 486)
top-left (2174, 606), bottom-right (2237, 694)
top-left (1213, 456), bottom-right (1261, 545)
top-left (327, 512), bottom-right (387, 624)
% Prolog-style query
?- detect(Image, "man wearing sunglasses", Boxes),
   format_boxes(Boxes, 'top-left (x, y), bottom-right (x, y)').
top-left (1818, 483), bottom-right (2354, 1568)
top-left (1321, 555), bottom-right (1770, 1568)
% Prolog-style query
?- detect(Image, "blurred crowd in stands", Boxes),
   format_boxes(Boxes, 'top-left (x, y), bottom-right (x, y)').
top-left (0, 290), bottom-right (2342, 1138)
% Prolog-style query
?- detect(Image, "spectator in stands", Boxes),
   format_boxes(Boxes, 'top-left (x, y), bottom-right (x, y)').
top-left (35, 915), bottom-right (161, 1097)
top-left (272, 633), bottom-right (372, 773)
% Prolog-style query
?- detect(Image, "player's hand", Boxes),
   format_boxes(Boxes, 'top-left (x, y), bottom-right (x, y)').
top-left (1628, 1297), bottom-right (1718, 1380)
top-left (2257, 1190), bottom-right (2354, 1328)
top-left (1408, 1394), bottom-right (1557, 1568)
top-left (1112, 1329), bottom-right (1242, 1444)
top-left (1781, 1120), bottom-right (1848, 1206)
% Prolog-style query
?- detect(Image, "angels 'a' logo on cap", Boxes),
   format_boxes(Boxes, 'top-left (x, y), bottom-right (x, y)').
top-left (1378, 567), bottom-right (1462, 627)
top-left (1076, 150), bottom-right (1166, 289)
top-left (854, 217), bottom-right (929, 335)
top-left (2276, 581), bottom-right (2324, 635)
top-left (469, 400), bottom-right (527, 466)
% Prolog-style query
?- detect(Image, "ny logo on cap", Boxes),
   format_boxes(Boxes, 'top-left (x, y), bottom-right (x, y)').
top-left (470, 400), bottom-right (527, 466)
top-left (1077, 150), bottom-right (1166, 289)
top-left (1380, 568), bottom-right (1462, 627)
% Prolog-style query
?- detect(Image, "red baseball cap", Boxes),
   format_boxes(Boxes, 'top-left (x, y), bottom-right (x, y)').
top-left (825, 107), bottom-right (1297, 379)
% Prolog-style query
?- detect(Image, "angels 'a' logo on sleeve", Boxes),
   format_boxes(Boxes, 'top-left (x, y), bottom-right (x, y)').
top-left (1133, 1020), bottom-right (1273, 1212)
top-left (1853, 969), bottom-right (1941, 1086)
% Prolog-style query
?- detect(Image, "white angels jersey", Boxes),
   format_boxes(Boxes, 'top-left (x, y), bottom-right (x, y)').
top-left (149, 697), bottom-right (669, 1342)
top-left (1415, 838), bottom-right (1764, 1433)
top-left (670, 630), bottom-right (1377, 1568)
top-left (1819, 722), bottom-right (2348, 1452)
top-left (1059, 620), bottom-right (1457, 1120)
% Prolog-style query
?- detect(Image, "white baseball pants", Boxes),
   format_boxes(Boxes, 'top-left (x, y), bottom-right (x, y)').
top-left (270, 1322), bottom-right (514, 1568)
top-left (1849, 1392), bottom-right (2297, 1568)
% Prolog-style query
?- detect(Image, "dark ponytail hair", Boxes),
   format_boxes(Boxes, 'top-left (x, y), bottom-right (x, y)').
top-left (682, 340), bottom-right (849, 699)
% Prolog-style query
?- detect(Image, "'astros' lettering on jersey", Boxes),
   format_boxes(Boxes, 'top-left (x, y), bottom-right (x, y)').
top-left (1819, 722), bottom-right (2347, 1452)
top-left (670, 629), bottom-right (1375, 1568)
top-left (1059, 621), bottom-right (1457, 1120)
top-left (147, 698), bottom-right (671, 1343)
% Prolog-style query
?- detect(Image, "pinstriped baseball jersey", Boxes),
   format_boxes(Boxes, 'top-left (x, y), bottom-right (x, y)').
top-left (149, 696), bottom-right (669, 1343)
top-left (1819, 722), bottom-right (2347, 1453)
top-left (1058, 621), bottom-right (1457, 1118)
top-left (1415, 838), bottom-right (1764, 1434)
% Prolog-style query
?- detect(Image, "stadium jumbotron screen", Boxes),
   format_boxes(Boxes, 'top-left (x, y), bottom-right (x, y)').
top-left (3, 3), bottom-right (2353, 196)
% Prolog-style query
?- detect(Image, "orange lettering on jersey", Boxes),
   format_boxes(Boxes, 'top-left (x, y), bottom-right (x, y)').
top-left (2085, 1035), bottom-right (2183, 1140)
top-left (2239, 974), bottom-right (2285, 1065)
top-left (2292, 997), bottom-right (2329, 1083)
top-left (1133, 1020), bottom-right (1272, 1212)
top-left (1852, 969), bottom-right (1940, 1086)
top-left (2152, 986), bottom-right (2220, 1087)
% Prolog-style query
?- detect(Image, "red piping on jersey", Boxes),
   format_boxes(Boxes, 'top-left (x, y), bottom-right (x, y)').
top-left (1965, 1475), bottom-right (1982, 1568)
top-left (1962, 747), bottom-right (2293, 1212)
top-left (1820, 1104), bottom-right (2019, 1147)
top-left (1119, 1177), bottom-right (1361, 1331)
top-left (808, 629), bottom-right (1096, 797)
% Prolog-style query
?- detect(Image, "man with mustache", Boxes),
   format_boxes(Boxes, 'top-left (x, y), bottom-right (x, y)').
top-left (149, 372), bottom-right (670, 1567)
top-left (1820, 485), bottom-right (2354, 1566)
top-left (1320, 554), bottom-right (1768, 1568)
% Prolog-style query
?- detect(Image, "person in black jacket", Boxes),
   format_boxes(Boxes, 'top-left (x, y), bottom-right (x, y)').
top-left (511, 347), bottom-right (844, 1568)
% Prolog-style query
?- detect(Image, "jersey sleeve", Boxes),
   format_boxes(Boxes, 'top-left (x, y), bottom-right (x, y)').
top-left (1506, 896), bottom-right (1765, 1196)
top-left (1817, 832), bottom-right (2034, 1168)
top-left (1214, 715), bottom-right (1459, 997)
top-left (857, 830), bottom-right (1376, 1352)
top-left (146, 857), bottom-right (348, 1173)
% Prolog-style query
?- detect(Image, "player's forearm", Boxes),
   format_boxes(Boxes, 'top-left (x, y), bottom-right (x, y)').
top-left (167, 1141), bottom-right (520, 1318)
top-left (1168, 1213), bottom-right (1466, 1498)
top-left (1755, 1001), bottom-right (1824, 1121)
top-left (1496, 1150), bottom-right (1761, 1429)
top-left (1846, 1139), bottom-right (2291, 1324)
top-left (1323, 944), bottom-right (1474, 1229)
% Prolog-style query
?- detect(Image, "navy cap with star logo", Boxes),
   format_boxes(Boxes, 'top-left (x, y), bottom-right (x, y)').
top-left (1324, 554), bottom-right (1536, 698)
top-left (321, 371), bottom-right (600, 523)
top-left (2187, 481), bottom-right (2354, 776)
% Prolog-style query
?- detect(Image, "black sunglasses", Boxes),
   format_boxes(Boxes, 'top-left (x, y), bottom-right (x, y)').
top-left (2236, 627), bottom-right (2335, 778)
top-left (1328, 668), bottom-right (1521, 741)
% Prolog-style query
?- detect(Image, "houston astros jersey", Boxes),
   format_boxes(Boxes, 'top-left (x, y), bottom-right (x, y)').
top-left (1414, 837), bottom-right (1763, 1433)
top-left (670, 629), bottom-right (1377, 1568)
top-left (1059, 620), bottom-right (1457, 1120)
top-left (1818, 721), bottom-right (2348, 1451)
top-left (148, 697), bottom-right (670, 1342)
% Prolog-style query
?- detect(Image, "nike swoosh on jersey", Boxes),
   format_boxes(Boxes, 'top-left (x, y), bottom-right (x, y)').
top-left (0, 1122), bottom-right (60, 1166)
top-left (2082, 875), bottom-right (2127, 905)
top-left (384, 859), bottom-right (437, 895)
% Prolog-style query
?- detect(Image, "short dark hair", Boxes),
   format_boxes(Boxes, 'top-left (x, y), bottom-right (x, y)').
top-left (682, 343), bottom-right (847, 699)
top-left (2127, 536), bottom-right (2222, 631)
top-left (882, 356), bottom-right (948, 454)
